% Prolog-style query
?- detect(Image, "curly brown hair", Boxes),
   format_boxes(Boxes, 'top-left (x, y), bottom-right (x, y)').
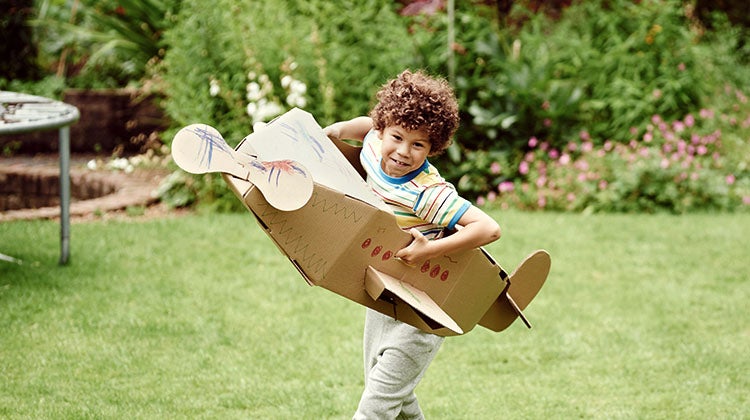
top-left (369, 70), bottom-right (459, 155)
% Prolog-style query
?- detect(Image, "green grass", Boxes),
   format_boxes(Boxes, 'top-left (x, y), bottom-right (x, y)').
top-left (1, 211), bottom-right (748, 419)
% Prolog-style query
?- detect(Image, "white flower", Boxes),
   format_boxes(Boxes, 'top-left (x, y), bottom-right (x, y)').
top-left (87, 159), bottom-right (98, 170)
top-left (286, 92), bottom-right (306, 108)
top-left (290, 80), bottom-right (307, 95)
top-left (248, 98), bottom-right (284, 124)
top-left (111, 158), bottom-right (128, 170)
top-left (246, 102), bottom-right (257, 117)
top-left (247, 71), bottom-right (256, 80)
top-left (246, 82), bottom-right (262, 101)
top-left (281, 75), bottom-right (293, 89)
top-left (209, 79), bottom-right (220, 97)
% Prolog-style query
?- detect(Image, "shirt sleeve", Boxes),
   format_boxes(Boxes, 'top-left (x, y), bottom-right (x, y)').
top-left (413, 183), bottom-right (471, 230)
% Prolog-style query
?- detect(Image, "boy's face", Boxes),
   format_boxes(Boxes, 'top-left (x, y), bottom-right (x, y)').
top-left (378, 125), bottom-right (431, 178)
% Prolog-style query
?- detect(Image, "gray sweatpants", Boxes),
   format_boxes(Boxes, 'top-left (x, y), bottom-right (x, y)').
top-left (353, 309), bottom-right (444, 419)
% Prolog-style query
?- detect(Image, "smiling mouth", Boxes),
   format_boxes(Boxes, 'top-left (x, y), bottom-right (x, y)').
top-left (390, 157), bottom-right (409, 167)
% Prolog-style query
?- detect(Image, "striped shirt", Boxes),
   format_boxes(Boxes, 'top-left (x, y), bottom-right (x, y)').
top-left (361, 130), bottom-right (470, 239)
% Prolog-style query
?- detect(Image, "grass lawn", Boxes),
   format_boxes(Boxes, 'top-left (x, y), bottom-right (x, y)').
top-left (1, 210), bottom-right (748, 419)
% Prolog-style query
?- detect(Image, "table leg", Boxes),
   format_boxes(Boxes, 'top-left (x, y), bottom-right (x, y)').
top-left (59, 126), bottom-right (71, 265)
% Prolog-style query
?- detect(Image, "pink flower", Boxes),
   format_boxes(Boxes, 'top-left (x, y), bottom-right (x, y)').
top-left (487, 191), bottom-right (497, 202)
top-left (536, 176), bottom-right (547, 188)
top-left (490, 161), bottom-right (502, 174)
top-left (598, 180), bottom-right (608, 190)
top-left (580, 131), bottom-right (591, 141)
top-left (684, 114), bottom-right (695, 127)
top-left (699, 108), bottom-right (714, 119)
top-left (567, 142), bottom-right (578, 152)
top-left (651, 114), bottom-right (662, 124)
top-left (543, 118), bottom-right (552, 127)
top-left (643, 132), bottom-right (653, 143)
top-left (559, 154), bottom-right (571, 165)
top-left (476, 196), bottom-right (486, 206)
top-left (567, 193), bottom-right (576, 202)
top-left (537, 196), bottom-right (547, 208)
top-left (660, 159), bottom-right (670, 169)
top-left (519, 161), bottom-right (529, 175)
top-left (697, 145), bottom-right (708, 155)
top-left (673, 121), bottom-right (685, 133)
top-left (498, 181), bottom-right (514, 193)
top-left (678, 62), bottom-right (686, 71)
top-left (743, 196), bottom-right (750, 205)
top-left (726, 174), bottom-right (736, 185)
top-left (528, 137), bottom-right (539, 148)
top-left (548, 149), bottom-right (560, 160)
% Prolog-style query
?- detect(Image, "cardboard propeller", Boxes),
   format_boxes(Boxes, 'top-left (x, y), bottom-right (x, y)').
top-left (171, 124), bottom-right (313, 211)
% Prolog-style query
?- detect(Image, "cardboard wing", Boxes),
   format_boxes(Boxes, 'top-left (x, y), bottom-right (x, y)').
top-left (221, 108), bottom-right (550, 336)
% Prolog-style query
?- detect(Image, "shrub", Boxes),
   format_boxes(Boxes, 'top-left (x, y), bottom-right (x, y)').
top-left (479, 86), bottom-right (750, 213)
top-left (33, 0), bottom-right (181, 89)
top-left (408, 0), bottom-right (750, 212)
top-left (160, 0), bottom-right (417, 210)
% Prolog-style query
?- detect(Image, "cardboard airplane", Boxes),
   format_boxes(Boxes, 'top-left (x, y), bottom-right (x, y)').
top-left (171, 108), bottom-right (551, 336)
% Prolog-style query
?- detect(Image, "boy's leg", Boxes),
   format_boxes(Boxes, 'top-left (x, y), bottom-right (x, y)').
top-left (354, 309), bottom-right (443, 420)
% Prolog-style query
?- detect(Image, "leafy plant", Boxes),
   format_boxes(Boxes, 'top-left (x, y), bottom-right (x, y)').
top-left (33, 0), bottom-right (181, 88)
top-left (158, 0), bottom-right (417, 210)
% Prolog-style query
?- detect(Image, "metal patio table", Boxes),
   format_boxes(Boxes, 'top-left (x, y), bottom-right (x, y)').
top-left (1, 91), bottom-right (80, 265)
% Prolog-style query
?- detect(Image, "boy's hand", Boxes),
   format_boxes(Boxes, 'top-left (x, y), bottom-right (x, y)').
top-left (395, 228), bottom-right (433, 266)
top-left (323, 123), bottom-right (341, 141)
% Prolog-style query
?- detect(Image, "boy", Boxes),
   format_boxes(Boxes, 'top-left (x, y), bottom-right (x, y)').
top-left (324, 70), bottom-right (501, 419)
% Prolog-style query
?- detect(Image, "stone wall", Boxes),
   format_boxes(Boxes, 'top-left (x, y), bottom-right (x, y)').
top-left (0, 166), bottom-right (118, 211)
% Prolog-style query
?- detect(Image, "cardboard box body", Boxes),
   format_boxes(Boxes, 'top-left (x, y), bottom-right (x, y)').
top-left (223, 109), bottom-right (510, 336)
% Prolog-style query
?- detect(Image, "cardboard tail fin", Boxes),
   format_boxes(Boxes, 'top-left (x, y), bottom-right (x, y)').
top-left (364, 266), bottom-right (464, 335)
top-left (479, 250), bottom-right (551, 332)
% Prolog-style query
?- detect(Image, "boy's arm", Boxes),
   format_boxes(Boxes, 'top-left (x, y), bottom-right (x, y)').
top-left (395, 206), bottom-right (501, 266)
top-left (323, 116), bottom-right (373, 143)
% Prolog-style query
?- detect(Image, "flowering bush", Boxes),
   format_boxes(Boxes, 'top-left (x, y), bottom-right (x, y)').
top-left (477, 88), bottom-right (750, 213)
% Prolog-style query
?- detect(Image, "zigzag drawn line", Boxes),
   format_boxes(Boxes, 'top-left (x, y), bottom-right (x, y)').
top-left (253, 201), bottom-right (327, 275)
top-left (309, 195), bottom-right (364, 223)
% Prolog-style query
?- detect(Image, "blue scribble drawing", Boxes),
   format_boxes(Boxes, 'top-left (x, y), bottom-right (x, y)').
top-left (279, 121), bottom-right (325, 162)
top-left (191, 125), bottom-right (234, 169)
